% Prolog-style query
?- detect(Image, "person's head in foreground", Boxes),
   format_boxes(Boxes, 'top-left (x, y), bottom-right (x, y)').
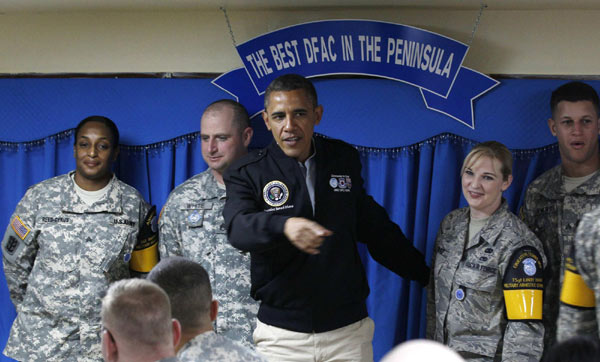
top-left (100, 278), bottom-right (181, 362)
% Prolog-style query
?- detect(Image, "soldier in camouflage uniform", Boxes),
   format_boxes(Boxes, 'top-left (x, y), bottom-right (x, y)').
top-left (560, 209), bottom-right (600, 340)
top-left (148, 257), bottom-right (265, 362)
top-left (158, 99), bottom-right (257, 348)
top-left (1, 116), bottom-right (157, 361)
top-left (428, 141), bottom-right (546, 361)
top-left (520, 82), bottom-right (600, 347)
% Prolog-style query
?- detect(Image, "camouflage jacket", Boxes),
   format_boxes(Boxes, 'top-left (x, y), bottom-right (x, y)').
top-left (158, 169), bottom-right (258, 348)
top-left (558, 207), bottom-right (600, 340)
top-left (1, 172), bottom-right (150, 362)
top-left (520, 165), bottom-right (600, 345)
top-left (427, 201), bottom-right (546, 361)
top-left (177, 331), bottom-right (265, 362)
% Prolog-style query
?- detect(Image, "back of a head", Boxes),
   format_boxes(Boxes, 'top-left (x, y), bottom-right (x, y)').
top-left (543, 336), bottom-right (600, 362)
top-left (147, 257), bottom-right (213, 332)
top-left (381, 340), bottom-right (465, 362)
top-left (101, 279), bottom-right (173, 348)
top-left (551, 81), bottom-right (600, 117)
top-left (264, 73), bottom-right (318, 109)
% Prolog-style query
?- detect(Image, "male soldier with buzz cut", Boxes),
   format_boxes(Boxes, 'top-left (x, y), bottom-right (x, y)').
top-left (520, 81), bottom-right (600, 350)
top-left (148, 257), bottom-right (265, 362)
top-left (100, 278), bottom-right (181, 362)
top-left (158, 99), bottom-right (257, 348)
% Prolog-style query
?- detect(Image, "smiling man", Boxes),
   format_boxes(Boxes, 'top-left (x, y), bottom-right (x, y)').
top-left (158, 99), bottom-right (257, 348)
top-left (520, 81), bottom-right (600, 352)
top-left (223, 74), bottom-right (429, 362)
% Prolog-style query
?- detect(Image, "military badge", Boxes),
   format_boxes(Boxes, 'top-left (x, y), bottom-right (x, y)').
top-left (523, 257), bottom-right (537, 276)
top-left (263, 180), bottom-right (289, 207)
top-left (329, 177), bottom-right (338, 188)
top-left (330, 174), bottom-right (352, 192)
top-left (188, 211), bottom-right (202, 223)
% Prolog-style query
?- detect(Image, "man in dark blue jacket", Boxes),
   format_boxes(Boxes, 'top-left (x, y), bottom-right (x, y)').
top-left (223, 74), bottom-right (429, 362)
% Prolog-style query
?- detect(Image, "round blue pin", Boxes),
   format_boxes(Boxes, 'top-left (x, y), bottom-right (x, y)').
top-left (123, 253), bottom-right (131, 262)
top-left (188, 211), bottom-right (201, 223)
top-left (455, 288), bottom-right (465, 301)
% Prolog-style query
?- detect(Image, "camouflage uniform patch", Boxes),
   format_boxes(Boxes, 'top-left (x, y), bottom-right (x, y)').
top-left (427, 201), bottom-right (546, 361)
top-left (177, 331), bottom-right (265, 362)
top-left (557, 208), bottom-right (600, 340)
top-left (1, 172), bottom-right (151, 361)
top-left (159, 170), bottom-right (258, 348)
top-left (520, 166), bottom-right (600, 346)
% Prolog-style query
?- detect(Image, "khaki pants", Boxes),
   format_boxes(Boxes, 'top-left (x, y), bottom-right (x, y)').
top-left (253, 317), bottom-right (375, 362)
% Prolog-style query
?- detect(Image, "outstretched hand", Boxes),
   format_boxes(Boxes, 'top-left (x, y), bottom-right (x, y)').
top-left (283, 217), bottom-right (333, 255)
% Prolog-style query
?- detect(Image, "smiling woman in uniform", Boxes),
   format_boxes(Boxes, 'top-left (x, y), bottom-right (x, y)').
top-left (1, 115), bottom-right (157, 362)
top-left (426, 141), bottom-right (546, 361)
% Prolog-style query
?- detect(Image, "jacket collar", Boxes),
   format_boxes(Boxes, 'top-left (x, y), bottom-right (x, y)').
top-left (268, 137), bottom-right (319, 162)
top-left (62, 171), bottom-right (123, 214)
top-left (538, 165), bottom-right (600, 199)
top-left (475, 199), bottom-right (510, 247)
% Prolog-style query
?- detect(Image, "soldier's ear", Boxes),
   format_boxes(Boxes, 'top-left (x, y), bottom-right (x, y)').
top-left (210, 300), bottom-right (219, 322)
top-left (171, 319), bottom-right (182, 350)
top-left (547, 118), bottom-right (557, 137)
top-left (111, 145), bottom-right (120, 162)
top-left (242, 126), bottom-right (253, 148)
top-left (502, 174), bottom-right (513, 192)
top-left (101, 329), bottom-right (118, 362)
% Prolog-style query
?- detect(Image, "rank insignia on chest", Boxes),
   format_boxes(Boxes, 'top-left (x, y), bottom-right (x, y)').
top-left (263, 180), bottom-right (289, 207)
top-left (329, 174), bottom-right (352, 192)
top-left (188, 211), bottom-right (202, 223)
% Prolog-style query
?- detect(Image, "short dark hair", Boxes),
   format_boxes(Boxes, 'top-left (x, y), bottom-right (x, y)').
top-left (147, 257), bottom-right (212, 332)
top-left (203, 99), bottom-right (251, 131)
top-left (550, 81), bottom-right (600, 117)
top-left (74, 115), bottom-right (120, 147)
top-left (543, 335), bottom-right (600, 362)
top-left (264, 74), bottom-right (318, 109)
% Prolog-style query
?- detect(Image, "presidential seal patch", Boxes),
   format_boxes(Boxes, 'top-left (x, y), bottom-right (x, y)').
top-left (263, 180), bottom-right (289, 207)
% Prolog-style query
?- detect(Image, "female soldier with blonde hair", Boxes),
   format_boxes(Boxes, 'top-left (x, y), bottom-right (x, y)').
top-left (426, 141), bottom-right (546, 361)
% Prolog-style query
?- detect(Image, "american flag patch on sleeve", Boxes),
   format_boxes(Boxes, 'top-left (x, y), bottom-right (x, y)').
top-left (11, 216), bottom-right (31, 240)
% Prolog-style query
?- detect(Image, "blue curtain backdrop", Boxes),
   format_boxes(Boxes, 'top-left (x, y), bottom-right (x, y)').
top-left (0, 76), bottom-right (576, 361)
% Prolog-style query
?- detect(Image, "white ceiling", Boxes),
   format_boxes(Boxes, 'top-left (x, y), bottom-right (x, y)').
top-left (0, 0), bottom-right (597, 13)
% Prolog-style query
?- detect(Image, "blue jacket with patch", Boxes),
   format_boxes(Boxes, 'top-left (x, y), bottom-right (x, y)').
top-left (223, 135), bottom-right (429, 333)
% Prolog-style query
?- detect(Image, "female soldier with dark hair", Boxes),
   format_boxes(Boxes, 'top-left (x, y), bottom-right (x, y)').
top-left (2, 116), bottom-right (157, 361)
top-left (427, 141), bottom-right (546, 361)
